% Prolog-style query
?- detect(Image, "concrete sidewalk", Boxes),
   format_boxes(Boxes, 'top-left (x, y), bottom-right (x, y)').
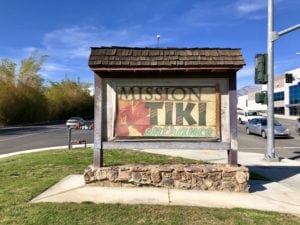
top-left (31, 175), bottom-right (300, 216)
top-left (30, 149), bottom-right (300, 216)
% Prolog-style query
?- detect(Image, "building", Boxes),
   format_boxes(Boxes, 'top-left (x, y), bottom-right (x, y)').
top-left (237, 87), bottom-right (267, 112)
top-left (238, 68), bottom-right (300, 117)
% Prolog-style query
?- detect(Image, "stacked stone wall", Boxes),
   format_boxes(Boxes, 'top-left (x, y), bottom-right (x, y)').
top-left (84, 164), bottom-right (249, 192)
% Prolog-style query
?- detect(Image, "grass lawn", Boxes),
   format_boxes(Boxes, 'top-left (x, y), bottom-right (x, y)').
top-left (0, 148), bottom-right (299, 225)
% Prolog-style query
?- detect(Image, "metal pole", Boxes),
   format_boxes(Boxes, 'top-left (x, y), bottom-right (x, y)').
top-left (278, 24), bottom-right (300, 36)
top-left (266, 0), bottom-right (277, 160)
top-left (68, 127), bottom-right (72, 150)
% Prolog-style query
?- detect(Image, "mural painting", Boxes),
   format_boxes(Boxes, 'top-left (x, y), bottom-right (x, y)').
top-left (115, 86), bottom-right (219, 139)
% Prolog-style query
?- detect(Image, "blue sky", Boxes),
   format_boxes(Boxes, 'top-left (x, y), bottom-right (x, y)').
top-left (0, 0), bottom-right (299, 89)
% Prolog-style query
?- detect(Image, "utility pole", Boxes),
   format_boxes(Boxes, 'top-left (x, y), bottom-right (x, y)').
top-left (266, 0), bottom-right (300, 160)
top-left (266, 0), bottom-right (275, 160)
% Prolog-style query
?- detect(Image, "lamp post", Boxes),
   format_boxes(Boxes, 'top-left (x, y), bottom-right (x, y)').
top-left (156, 34), bottom-right (160, 48)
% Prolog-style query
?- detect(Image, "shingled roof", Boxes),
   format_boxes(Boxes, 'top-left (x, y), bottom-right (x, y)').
top-left (89, 46), bottom-right (245, 71)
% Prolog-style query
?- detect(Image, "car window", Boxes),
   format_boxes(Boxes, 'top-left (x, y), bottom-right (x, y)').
top-left (248, 112), bottom-right (258, 116)
top-left (250, 119), bottom-right (257, 124)
top-left (274, 120), bottom-right (281, 126)
top-left (260, 119), bottom-right (267, 126)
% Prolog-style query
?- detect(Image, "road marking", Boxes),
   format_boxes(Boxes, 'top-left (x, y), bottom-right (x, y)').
top-left (279, 146), bottom-right (300, 149)
top-left (238, 146), bottom-right (300, 149)
top-left (0, 128), bottom-right (64, 142)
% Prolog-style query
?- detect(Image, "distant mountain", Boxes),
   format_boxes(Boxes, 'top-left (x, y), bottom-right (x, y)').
top-left (237, 85), bottom-right (260, 96)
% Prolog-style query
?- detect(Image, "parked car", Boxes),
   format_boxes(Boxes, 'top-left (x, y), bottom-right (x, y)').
top-left (295, 117), bottom-right (300, 135)
top-left (66, 117), bottom-right (85, 128)
top-left (245, 118), bottom-right (290, 138)
top-left (237, 111), bottom-right (264, 124)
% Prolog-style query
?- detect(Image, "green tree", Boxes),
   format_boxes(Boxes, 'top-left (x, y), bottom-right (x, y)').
top-left (18, 51), bottom-right (46, 89)
top-left (45, 79), bottom-right (93, 120)
top-left (0, 52), bottom-right (48, 125)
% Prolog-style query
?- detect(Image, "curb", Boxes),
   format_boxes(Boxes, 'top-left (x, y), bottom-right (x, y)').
top-left (0, 144), bottom-right (93, 159)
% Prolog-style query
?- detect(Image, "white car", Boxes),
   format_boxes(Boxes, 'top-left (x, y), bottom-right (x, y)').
top-left (237, 111), bottom-right (264, 124)
top-left (66, 117), bottom-right (85, 128)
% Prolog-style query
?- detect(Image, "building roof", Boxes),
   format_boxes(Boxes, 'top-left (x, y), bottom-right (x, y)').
top-left (88, 46), bottom-right (245, 71)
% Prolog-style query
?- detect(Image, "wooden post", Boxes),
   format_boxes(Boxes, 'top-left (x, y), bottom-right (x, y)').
top-left (228, 75), bottom-right (238, 165)
top-left (94, 73), bottom-right (103, 167)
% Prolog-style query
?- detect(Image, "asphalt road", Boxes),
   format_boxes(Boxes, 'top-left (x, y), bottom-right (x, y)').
top-left (0, 118), bottom-right (299, 160)
top-left (0, 124), bottom-right (93, 154)
top-left (238, 117), bottom-right (300, 160)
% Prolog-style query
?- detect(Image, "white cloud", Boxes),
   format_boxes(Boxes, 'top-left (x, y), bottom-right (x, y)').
top-left (235, 0), bottom-right (284, 19)
top-left (33, 25), bottom-right (164, 81)
top-left (182, 2), bottom-right (229, 27)
top-left (236, 0), bottom-right (266, 14)
top-left (22, 47), bottom-right (39, 54)
top-left (42, 26), bottom-right (159, 60)
top-left (235, 0), bottom-right (275, 20)
top-left (274, 57), bottom-right (300, 75)
top-left (238, 66), bottom-right (254, 78)
top-left (43, 62), bottom-right (72, 72)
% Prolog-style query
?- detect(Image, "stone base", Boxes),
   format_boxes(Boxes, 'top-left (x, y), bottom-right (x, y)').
top-left (84, 164), bottom-right (249, 192)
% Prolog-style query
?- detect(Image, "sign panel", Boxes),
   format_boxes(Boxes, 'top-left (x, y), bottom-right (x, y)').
top-left (115, 86), bottom-right (219, 139)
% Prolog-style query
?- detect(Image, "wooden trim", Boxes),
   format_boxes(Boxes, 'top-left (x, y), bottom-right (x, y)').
top-left (90, 66), bottom-right (242, 72)
top-left (228, 75), bottom-right (238, 165)
top-left (107, 82), bottom-right (116, 139)
top-left (95, 71), bottom-right (237, 79)
top-left (102, 141), bottom-right (230, 150)
top-left (93, 74), bottom-right (103, 167)
top-left (215, 84), bottom-right (221, 140)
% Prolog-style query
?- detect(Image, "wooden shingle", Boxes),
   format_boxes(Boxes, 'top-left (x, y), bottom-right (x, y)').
top-left (88, 46), bottom-right (245, 70)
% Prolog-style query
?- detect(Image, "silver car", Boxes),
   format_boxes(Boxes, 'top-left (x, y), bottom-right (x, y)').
top-left (66, 117), bottom-right (85, 128)
top-left (245, 118), bottom-right (290, 138)
top-left (295, 117), bottom-right (300, 135)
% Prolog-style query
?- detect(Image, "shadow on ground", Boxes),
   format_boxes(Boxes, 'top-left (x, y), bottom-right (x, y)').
top-left (248, 165), bottom-right (300, 193)
top-left (289, 151), bottom-right (300, 160)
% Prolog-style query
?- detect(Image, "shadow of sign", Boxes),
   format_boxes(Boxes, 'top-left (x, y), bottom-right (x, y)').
top-left (248, 165), bottom-right (300, 193)
top-left (289, 151), bottom-right (300, 160)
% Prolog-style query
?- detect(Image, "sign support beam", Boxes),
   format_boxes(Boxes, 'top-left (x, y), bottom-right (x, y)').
top-left (94, 74), bottom-right (103, 167)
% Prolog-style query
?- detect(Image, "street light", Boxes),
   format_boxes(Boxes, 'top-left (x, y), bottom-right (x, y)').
top-left (266, 0), bottom-right (300, 161)
top-left (156, 34), bottom-right (161, 48)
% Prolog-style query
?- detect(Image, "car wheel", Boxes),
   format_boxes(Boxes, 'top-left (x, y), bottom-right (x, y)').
top-left (261, 130), bottom-right (267, 139)
top-left (246, 128), bottom-right (251, 135)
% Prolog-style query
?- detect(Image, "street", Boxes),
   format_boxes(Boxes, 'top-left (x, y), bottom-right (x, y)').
top-left (0, 124), bottom-right (93, 154)
top-left (0, 117), bottom-right (299, 160)
top-left (238, 117), bottom-right (300, 160)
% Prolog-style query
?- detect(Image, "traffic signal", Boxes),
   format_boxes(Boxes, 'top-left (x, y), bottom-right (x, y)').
top-left (255, 91), bottom-right (267, 104)
top-left (255, 54), bottom-right (268, 84)
top-left (285, 73), bottom-right (294, 83)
